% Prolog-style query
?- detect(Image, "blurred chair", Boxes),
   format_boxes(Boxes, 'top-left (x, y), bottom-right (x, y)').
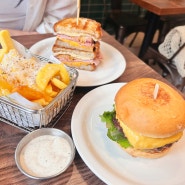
top-left (143, 41), bottom-right (185, 92)
top-left (143, 15), bottom-right (185, 92)
top-left (103, 0), bottom-right (148, 47)
top-left (157, 14), bottom-right (185, 44)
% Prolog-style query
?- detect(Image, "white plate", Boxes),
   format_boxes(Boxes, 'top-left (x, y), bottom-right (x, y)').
top-left (71, 83), bottom-right (185, 185)
top-left (29, 37), bottom-right (126, 87)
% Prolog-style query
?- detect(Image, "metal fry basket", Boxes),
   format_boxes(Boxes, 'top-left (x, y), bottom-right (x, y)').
top-left (0, 57), bottom-right (78, 132)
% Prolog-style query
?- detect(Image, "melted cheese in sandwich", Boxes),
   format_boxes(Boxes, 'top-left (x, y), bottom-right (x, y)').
top-left (63, 61), bottom-right (90, 67)
top-left (62, 39), bottom-right (81, 47)
top-left (61, 38), bottom-right (94, 48)
top-left (118, 118), bottom-right (183, 149)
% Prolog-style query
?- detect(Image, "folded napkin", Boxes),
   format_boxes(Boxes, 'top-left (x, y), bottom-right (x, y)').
top-left (158, 26), bottom-right (185, 77)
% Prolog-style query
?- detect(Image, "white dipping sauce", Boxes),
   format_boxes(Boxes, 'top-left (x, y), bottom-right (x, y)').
top-left (20, 135), bottom-right (72, 177)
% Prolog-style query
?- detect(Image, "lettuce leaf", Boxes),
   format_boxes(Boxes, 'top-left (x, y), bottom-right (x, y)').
top-left (100, 108), bottom-right (132, 149)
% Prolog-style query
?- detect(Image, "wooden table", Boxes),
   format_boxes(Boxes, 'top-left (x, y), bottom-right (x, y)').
top-left (0, 31), bottom-right (178, 185)
top-left (131, 0), bottom-right (185, 58)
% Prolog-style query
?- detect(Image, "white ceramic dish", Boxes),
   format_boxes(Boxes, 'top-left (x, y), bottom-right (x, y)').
top-left (15, 128), bottom-right (75, 179)
top-left (29, 37), bottom-right (126, 87)
top-left (71, 83), bottom-right (185, 185)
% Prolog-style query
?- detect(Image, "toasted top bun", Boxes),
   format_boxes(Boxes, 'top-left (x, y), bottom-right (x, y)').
top-left (53, 17), bottom-right (102, 40)
top-left (115, 78), bottom-right (185, 138)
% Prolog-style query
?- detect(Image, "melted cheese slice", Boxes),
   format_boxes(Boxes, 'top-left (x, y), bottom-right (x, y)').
top-left (61, 38), bottom-right (93, 49)
top-left (63, 61), bottom-right (90, 67)
top-left (62, 39), bottom-right (81, 47)
top-left (118, 118), bottom-right (183, 149)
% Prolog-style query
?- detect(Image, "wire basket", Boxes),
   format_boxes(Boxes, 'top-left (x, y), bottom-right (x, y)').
top-left (0, 54), bottom-right (78, 132)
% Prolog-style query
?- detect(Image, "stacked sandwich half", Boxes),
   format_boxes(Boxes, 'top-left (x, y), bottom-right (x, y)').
top-left (52, 17), bottom-right (102, 71)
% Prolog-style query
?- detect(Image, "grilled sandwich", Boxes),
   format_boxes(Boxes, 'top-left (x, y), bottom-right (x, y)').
top-left (52, 17), bottom-right (103, 71)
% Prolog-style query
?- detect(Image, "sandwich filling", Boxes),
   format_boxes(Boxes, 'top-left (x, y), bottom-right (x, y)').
top-left (57, 34), bottom-right (96, 47)
top-left (100, 107), bottom-right (182, 153)
top-left (54, 54), bottom-right (101, 66)
top-left (53, 36), bottom-right (102, 66)
top-left (117, 116), bottom-right (182, 149)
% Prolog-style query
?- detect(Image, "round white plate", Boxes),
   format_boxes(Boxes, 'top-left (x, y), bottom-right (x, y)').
top-left (29, 37), bottom-right (126, 87)
top-left (71, 83), bottom-right (185, 185)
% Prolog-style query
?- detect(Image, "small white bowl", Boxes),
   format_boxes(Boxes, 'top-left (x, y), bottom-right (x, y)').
top-left (15, 128), bottom-right (75, 179)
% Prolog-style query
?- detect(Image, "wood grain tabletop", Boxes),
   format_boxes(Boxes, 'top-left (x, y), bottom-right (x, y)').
top-left (0, 31), bottom-right (178, 185)
top-left (131, 0), bottom-right (185, 15)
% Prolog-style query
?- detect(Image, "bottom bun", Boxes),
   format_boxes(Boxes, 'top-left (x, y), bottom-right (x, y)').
top-left (121, 146), bottom-right (171, 159)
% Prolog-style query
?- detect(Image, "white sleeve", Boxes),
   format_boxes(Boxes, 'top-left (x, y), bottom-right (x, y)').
top-left (36, 0), bottom-right (77, 34)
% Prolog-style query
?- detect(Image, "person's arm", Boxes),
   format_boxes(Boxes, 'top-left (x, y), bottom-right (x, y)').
top-left (36, 0), bottom-right (77, 34)
top-left (0, 28), bottom-right (38, 36)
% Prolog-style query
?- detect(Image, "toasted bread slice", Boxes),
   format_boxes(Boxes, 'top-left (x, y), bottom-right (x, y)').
top-left (53, 18), bottom-right (102, 41)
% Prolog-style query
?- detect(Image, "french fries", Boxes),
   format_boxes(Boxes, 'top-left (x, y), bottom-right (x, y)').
top-left (45, 83), bottom-right (59, 97)
top-left (51, 78), bottom-right (67, 90)
top-left (55, 63), bottom-right (70, 85)
top-left (36, 63), bottom-right (70, 91)
top-left (0, 30), bottom-right (15, 62)
top-left (0, 30), bottom-right (71, 107)
top-left (12, 86), bottom-right (45, 101)
top-left (0, 79), bottom-right (13, 96)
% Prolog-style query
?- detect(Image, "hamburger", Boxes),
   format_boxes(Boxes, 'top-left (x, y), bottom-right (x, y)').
top-left (52, 17), bottom-right (102, 71)
top-left (100, 78), bottom-right (185, 158)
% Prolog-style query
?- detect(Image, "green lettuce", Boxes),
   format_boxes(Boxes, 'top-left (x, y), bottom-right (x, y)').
top-left (100, 108), bottom-right (132, 149)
